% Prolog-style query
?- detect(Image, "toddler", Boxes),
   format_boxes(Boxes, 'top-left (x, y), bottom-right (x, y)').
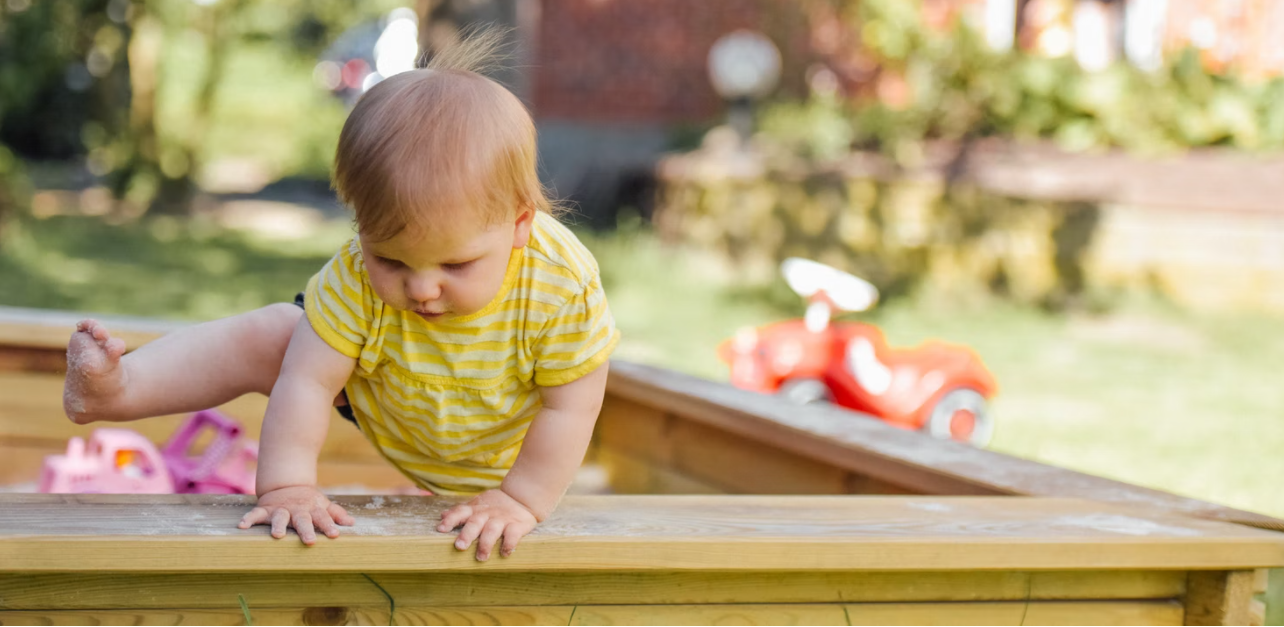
top-left (61, 31), bottom-right (619, 561)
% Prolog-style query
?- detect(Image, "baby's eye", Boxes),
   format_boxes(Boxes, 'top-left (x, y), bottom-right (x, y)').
top-left (377, 257), bottom-right (405, 268)
top-left (443, 260), bottom-right (474, 272)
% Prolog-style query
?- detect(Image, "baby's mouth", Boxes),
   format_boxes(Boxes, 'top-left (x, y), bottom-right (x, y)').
top-left (414, 309), bottom-right (447, 320)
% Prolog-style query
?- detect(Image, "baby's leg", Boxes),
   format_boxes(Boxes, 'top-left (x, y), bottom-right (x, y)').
top-left (64, 303), bottom-right (303, 424)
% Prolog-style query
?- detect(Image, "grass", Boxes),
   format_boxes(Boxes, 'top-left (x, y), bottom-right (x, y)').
top-left (583, 226), bottom-right (1284, 518)
top-left (3, 211), bottom-right (1284, 521)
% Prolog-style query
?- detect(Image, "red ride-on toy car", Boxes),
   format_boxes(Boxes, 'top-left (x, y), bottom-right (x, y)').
top-left (718, 258), bottom-right (999, 446)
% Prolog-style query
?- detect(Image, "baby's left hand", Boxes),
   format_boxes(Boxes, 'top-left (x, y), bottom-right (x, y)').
top-left (437, 489), bottom-right (538, 561)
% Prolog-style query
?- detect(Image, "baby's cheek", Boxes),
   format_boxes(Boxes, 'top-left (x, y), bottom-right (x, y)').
top-left (367, 276), bottom-right (403, 308)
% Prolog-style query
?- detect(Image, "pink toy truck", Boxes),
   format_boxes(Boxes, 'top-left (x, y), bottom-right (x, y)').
top-left (161, 409), bottom-right (257, 494)
top-left (39, 428), bottom-right (173, 494)
top-left (40, 409), bottom-right (258, 495)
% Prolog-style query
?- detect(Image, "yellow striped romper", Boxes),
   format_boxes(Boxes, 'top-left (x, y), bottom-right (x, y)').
top-left (303, 212), bottom-right (620, 494)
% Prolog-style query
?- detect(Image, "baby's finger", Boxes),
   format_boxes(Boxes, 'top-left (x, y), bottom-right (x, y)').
top-left (312, 508), bottom-right (341, 539)
top-left (328, 502), bottom-right (355, 527)
top-left (293, 511), bottom-right (317, 546)
top-left (270, 508), bottom-right (291, 539)
top-left (438, 504), bottom-right (472, 533)
top-left (500, 520), bottom-right (535, 558)
top-left (475, 519), bottom-right (506, 562)
top-left (238, 507), bottom-right (269, 529)
top-left (455, 515), bottom-right (488, 551)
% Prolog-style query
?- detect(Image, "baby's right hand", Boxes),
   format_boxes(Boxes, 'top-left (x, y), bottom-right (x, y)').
top-left (237, 485), bottom-right (355, 545)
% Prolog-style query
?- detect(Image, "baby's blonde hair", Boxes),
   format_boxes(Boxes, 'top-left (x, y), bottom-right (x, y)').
top-left (333, 27), bottom-right (553, 242)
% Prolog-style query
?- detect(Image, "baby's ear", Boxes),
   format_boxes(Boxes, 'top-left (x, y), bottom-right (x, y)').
top-left (511, 207), bottom-right (535, 249)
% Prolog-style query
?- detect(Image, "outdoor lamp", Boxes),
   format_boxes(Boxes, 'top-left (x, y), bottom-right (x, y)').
top-left (707, 30), bottom-right (782, 145)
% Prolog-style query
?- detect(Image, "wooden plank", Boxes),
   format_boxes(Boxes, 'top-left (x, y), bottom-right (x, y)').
top-left (844, 600), bottom-right (1183, 626)
top-left (1030, 571), bottom-right (1187, 600)
top-left (594, 447), bottom-right (723, 495)
top-left (1250, 599), bottom-right (1266, 626)
top-left (0, 444), bottom-right (48, 486)
top-left (0, 571), bottom-right (1187, 609)
top-left (0, 606), bottom-right (575, 625)
top-left (598, 400), bottom-right (906, 495)
top-left (845, 472), bottom-right (921, 495)
top-left (568, 604), bottom-right (849, 625)
top-left (1185, 570), bottom-right (1255, 626)
top-left (669, 420), bottom-right (849, 494)
top-left (1, 495), bottom-right (1281, 572)
top-left (596, 396), bottom-right (673, 464)
top-left (0, 602), bottom-right (1190, 626)
top-left (0, 306), bottom-right (172, 352)
top-left (0, 345), bottom-right (66, 374)
top-left (0, 372), bottom-right (384, 463)
top-left (606, 361), bottom-right (1284, 531)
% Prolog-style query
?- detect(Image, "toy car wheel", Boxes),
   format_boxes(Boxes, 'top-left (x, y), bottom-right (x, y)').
top-left (778, 378), bottom-right (832, 405)
top-left (924, 388), bottom-right (993, 447)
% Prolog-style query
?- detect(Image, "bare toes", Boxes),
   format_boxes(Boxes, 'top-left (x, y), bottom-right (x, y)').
top-left (105, 337), bottom-right (127, 360)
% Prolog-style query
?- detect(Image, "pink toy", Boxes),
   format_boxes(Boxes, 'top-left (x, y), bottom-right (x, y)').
top-left (161, 409), bottom-right (258, 495)
top-left (39, 428), bottom-right (173, 494)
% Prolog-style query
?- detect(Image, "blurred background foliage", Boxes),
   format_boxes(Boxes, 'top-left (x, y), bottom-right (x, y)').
top-left (762, 0), bottom-right (1284, 164)
top-left (0, 0), bottom-right (404, 217)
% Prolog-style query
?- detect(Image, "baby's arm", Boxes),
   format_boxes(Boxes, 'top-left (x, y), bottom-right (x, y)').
top-left (437, 362), bottom-right (610, 560)
top-left (237, 315), bottom-right (358, 545)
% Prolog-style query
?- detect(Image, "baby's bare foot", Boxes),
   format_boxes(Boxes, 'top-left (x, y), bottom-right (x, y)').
top-left (63, 319), bottom-right (130, 424)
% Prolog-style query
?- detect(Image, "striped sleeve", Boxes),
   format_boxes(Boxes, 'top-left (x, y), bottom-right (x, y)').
top-left (532, 272), bottom-right (620, 387)
top-left (304, 241), bottom-right (373, 359)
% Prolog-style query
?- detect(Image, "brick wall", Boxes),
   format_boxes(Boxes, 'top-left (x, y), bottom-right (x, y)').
top-left (532, 0), bottom-right (810, 124)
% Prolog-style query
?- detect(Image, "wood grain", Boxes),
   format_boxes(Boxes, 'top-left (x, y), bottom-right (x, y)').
top-left (605, 361), bottom-right (1284, 530)
top-left (594, 447), bottom-right (723, 495)
top-left (1, 495), bottom-right (1281, 572)
top-left (0, 372), bottom-right (384, 464)
top-left (0, 306), bottom-right (172, 352)
top-left (0, 571), bottom-right (1186, 609)
top-left (567, 604), bottom-right (849, 625)
top-left (843, 600), bottom-right (1184, 626)
top-left (0, 606), bottom-right (575, 625)
top-left (1185, 570), bottom-right (1255, 626)
top-left (1250, 599), bottom-right (1266, 626)
top-left (0, 602), bottom-right (1189, 626)
top-left (0, 345), bottom-right (66, 374)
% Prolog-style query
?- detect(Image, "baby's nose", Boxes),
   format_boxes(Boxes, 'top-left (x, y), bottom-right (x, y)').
top-left (405, 276), bottom-right (442, 303)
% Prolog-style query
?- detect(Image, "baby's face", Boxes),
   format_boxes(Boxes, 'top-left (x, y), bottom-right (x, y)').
top-left (359, 209), bottom-right (533, 321)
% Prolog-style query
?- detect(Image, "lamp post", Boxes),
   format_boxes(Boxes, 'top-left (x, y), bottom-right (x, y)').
top-left (707, 30), bottom-right (781, 147)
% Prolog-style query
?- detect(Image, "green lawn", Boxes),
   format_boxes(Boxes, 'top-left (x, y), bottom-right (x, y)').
top-left (4, 211), bottom-right (1283, 520)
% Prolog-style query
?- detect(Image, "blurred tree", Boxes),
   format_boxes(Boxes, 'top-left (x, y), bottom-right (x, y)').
top-left (1, 0), bottom-right (407, 217)
top-left (0, 0), bottom-right (133, 160)
top-left (127, 0), bottom-right (250, 215)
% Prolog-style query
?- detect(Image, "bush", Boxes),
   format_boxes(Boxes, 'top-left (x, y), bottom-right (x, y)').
top-left (760, 0), bottom-right (1284, 161)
